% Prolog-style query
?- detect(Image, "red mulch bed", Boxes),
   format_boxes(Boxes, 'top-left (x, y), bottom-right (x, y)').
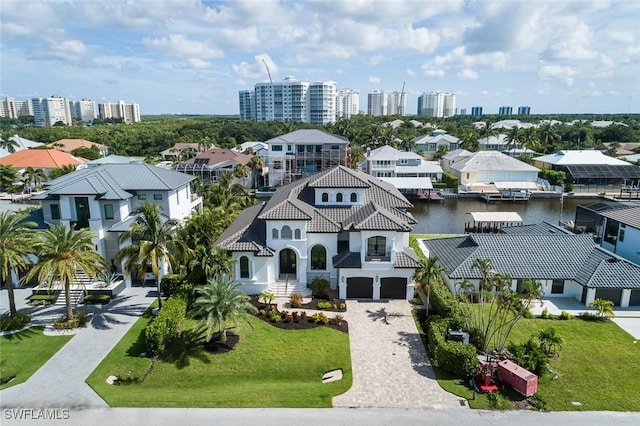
top-left (249, 296), bottom-right (348, 334)
top-left (203, 333), bottom-right (240, 354)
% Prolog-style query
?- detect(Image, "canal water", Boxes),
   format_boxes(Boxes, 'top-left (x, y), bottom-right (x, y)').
top-left (409, 196), bottom-right (586, 234)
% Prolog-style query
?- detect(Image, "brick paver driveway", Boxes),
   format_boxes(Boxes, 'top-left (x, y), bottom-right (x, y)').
top-left (333, 300), bottom-right (466, 409)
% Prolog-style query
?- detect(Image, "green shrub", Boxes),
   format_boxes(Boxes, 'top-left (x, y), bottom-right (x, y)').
top-left (558, 310), bottom-right (572, 320)
top-left (0, 314), bottom-right (31, 331)
top-left (309, 277), bottom-right (330, 298)
top-left (578, 311), bottom-right (597, 321)
top-left (52, 310), bottom-right (91, 329)
top-left (428, 318), bottom-right (478, 377)
top-left (507, 338), bottom-right (548, 376)
top-left (83, 294), bottom-right (111, 305)
top-left (259, 292), bottom-right (275, 306)
top-left (311, 312), bottom-right (329, 325)
top-left (144, 295), bottom-right (187, 355)
top-left (523, 308), bottom-right (534, 319)
top-left (160, 274), bottom-right (183, 297)
top-left (432, 182), bottom-right (448, 189)
top-left (316, 301), bottom-right (333, 310)
top-left (29, 294), bottom-right (57, 305)
top-left (268, 308), bottom-right (281, 323)
top-left (331, 314), bottom-right (345, 326)
top-left (173, 282), bottom-right (196, 308)
top-left (289, 293), bottom-right (304, 308)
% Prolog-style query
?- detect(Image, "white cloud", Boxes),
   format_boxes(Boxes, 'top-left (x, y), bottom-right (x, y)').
top-left (406, 68), bottom-right (416, 77)
top-left (538, 64), bottom-right (577, 86)
top-left (369, 55), bottom-right (385, 66)
top-left (457, 68), bottom-right (479, 80)
top-left (143, 34), bottom-right (224, 59)
top-left (422, 68), bottom-right (445, 78)
top-left (186, 58), bottom-right (211, 69)
top-left (232, 53), bottom-right (278, 79)
top-left (368, 76), bottom-right (381, 85)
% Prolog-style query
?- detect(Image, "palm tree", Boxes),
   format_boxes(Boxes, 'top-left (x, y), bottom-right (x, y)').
top-left (539, 123), bottom-right (560, 154)
top-left (49, 164), bottom-right (76, 180)
top-left (0, 211), bottom-right (37, 317)
top-left (413, 256), bottom-right (447, 317)
top-left (460, 129), bottom-right (479, 152)
top-left (189, 246), bottom-right (235, 282)
top-left (534, 327), bottom-right (564, 356)
top-left (26, 225), bottom-right (105, 321)
top-left (233, 163), bottom-right (249, 188)
top-left (115, 203), bottom-right (186, 309)
top-left (0, 133), bottom-right (19, 154)
top-left (190, 279), bottom-right (258, 343)
top-left (21, 167), bottom-right (47, 192)
top-left (0, 165), bottom-right (19, 192)
top-left (505, 126), bottom-right (522, 152)
top-left (472, 257), bottom-right (494, 293)
top-left (588, 298), bottom-right (615, 320)
top-left (248, 155), bottom-right (264, 189)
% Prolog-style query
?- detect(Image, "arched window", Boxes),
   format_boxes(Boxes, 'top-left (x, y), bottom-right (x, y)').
top-left (367, 236), bottom-right (387, 258)
top-left (336, 192), bottom-right (343, 203)
top-left (239, 256), bottom-right (250, 279)
top-left (350, 192), bottom-right (358, 202)
top-left (311, 245), bottom-right (327, 270)
top-left (272, 228), bottom-right (279, 239)
top-left (294, 228), bottom-right (301, 239)
top-left (321, 192), bottom-right (329, 202)
top-left (281, 225), bottom-right (292, 239)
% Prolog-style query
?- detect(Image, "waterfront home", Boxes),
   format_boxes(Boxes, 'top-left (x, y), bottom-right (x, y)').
top-left (0, 149), bottom-right (87, 176)
top-left (422, 222), bottom-right (640, 307)
top-left (33, 163), bottom-right (202, 284)
top-left (441, 149), bottom-right (472, 173)
top-left (450, 151), bottom-right (540, 193)
top-left (598, 206), bottom-right (640, 266)
top-left (160, 142), bottom-right (203, 162)
top-left (263, 129), bottom-right (349, 187)
top-left (533, 150), bottom-right (640, 192)
top-left (175, 147), bottom-right (254, 187)
top-left (412, 129), bottom-right (461, 160)
top-left (215, 165), bottom-right (421, 300)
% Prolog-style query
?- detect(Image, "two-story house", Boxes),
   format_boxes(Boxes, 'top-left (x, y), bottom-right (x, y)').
top-left (599, 206), bottom-right (640, 266)
top-left (215, 166), bottom-right (421, 300)
top-left (33, 163), bottom-right (202, 283)
top-left (412, 130), bottom-right (461, 160)
top-left (263, 129), bottom-right (349, 187)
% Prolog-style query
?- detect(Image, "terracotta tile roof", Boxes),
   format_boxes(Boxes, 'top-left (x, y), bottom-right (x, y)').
top-left (180, 148), bottom-right (253, 166)
top-left (49, 139), bottom-right (106, 153)
top-left (0, 149), bottom-right (86, 169)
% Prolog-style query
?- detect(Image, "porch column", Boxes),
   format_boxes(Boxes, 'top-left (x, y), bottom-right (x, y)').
top-left (585, 288), bottom-right (597, 306)
top-left (339, 274), bottom-right (346, 299)
top-left (405, 277), bottom-right (414, 300)
top-left (373, 274), bottom-right (381, 300)
top-left (620, 289), bottom-right (631, 308)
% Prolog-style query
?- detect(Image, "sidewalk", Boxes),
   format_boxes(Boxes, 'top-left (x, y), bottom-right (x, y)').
top-left (0, 287), bottom-right (154, 408)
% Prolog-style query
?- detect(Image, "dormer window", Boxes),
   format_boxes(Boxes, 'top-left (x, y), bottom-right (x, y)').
top-left (336, 193), bottom-right (343, 203)
top-left (350, 192), bottom-right (357, 202)
top-left (322, 192), bottom-right (329, 202)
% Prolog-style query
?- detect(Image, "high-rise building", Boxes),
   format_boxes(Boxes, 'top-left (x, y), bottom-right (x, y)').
top-left (238, 90), bottom-right (254, 121)
top-left (518, 106), bottom-right (531, 115)
top-left (417, 92), bottom-right (456, 118)
top-left (70, 99), bottom-right (97, 123)
top-left (498, 106), bottom-right (513, 115)
top-left (336, 89), bottom-right (360, 119)
top-left (98, 100), bottom-right (141, 123)
top-left (471, 106), bottom-right (483, 116)
top-left (32, 95), bottom-right (72, 127)
top-left (1, 97), bottom-right (33, 119)
top-left (241, 77), bottom-right (337, 125)
top-left (367, 90), bottom-right (406, 116)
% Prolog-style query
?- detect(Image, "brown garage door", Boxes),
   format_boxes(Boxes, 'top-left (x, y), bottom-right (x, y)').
top-left (380, 277), bottom-right (407, 299)
top-left (347, 277), bottom-right (373, 299)
top-left (629, 290), bottom-right (640, 306)
top-left (595, 288), bottom-right (623, 306)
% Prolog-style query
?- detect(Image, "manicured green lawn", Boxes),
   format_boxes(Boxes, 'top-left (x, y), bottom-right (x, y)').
top-left (508, 317), bottom-right (640, 411)
top-left (86, 308), bottom-right (352, 407)
top-left (0, 327), bottom-right (73, 390)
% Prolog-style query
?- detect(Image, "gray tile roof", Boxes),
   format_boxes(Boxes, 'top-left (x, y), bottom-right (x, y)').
top-left (216, 203), bottom-right (274, 256)
top-left (308, 166), bottom-right (371, 188)
top-left (395, 248), bottom-right (422, 268)
top-left (424, 233), bottom-right (640, 289)
top-left (333, 251), bottom-right (362, 268)
top-left (34, 163), bottom-right (194, 201)
top-left (343, 202), bottom-right (412, 231)
top-left (599, 206), bottom-right (640, 230)
top-left (500, 222), bottom-right (572, 235)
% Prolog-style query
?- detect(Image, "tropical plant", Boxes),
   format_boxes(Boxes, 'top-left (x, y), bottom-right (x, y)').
top-left (21, 167), bottom-right (47, 192)
top-left (413, 256), bottom-right (446, 317)
top-left (190, 280), bottom-right (257, 343)
top-left (258, 291), bottom-right (275, 307)
top-left (534, 327), bottom-right (564, 356)
top-left (115, 203), bottom-right (187, 309)
top-left (48, 164), bottom-right (76, 180)
top-left (26, 225), bottom-right (105, 321)
top-left (233, 163), bottom-right (249, 187)
top-left (248, 155), bottom-right (264, 188)
top-left (505, 126), bottom-right (522, 150)
top-left (0, 165), bottom-right (19, 192)
top-left (588, 298), bottom-right (615, 320)
top-left (539, 123), bottom-right (560, 154)
top-left (188, 245), bottom-right (235, 282)
top-left (0, 211), bottom-right (37, 317)
top-left (0, 133), bottom-right (19, 153)
top-left (309, 276), bottom-right (330, 298)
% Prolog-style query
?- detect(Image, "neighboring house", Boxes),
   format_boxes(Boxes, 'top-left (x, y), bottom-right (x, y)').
top-left (450, 151), bottom-right (540, 191)
top-left (621, 153), bottom-right (640, 164)
top-left (594, 142), bottom-right (640, 158)
top-left (33, 163), bottom-right (202, 284)
top-left (0, 149), bottom-right (87, 175)
top-left (478, 134), bottom-right (509, 152)
top-left (573, 201), bottom-right (639, 235)
top-left (237, 141), bottom-right (268, 158)
top-left (48, 138), bottom-right (108, 157)
top-left (160, 143), bottom-right (203, 161)
top-left (412, 130), bottom-right (461, 159)
top-left (489, 120), bottom-right (536, 130)
top-left (0, 135), bottom-right (44, 158)
top-left (215, 165), bottom-right (421, 300)
top-left (175, 148), bottom-right (254, 186)
top-left (533, 150), bottom-right (640, 192)
top-left (422, 223), bottom-right (640, 307)
top-left (263, 129), bottom-right (349, 187)
top-left (359, 145), bottom-right (442, 199)
top-left (77, 154), bottom-right (144, 170)
top-left (441, 149), bottom-right (472, 173)
top-left (598, 206), bottom-right (640, 266)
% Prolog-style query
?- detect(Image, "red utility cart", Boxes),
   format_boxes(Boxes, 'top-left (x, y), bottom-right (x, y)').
top-left (497, 360), bottom-right (538, 397)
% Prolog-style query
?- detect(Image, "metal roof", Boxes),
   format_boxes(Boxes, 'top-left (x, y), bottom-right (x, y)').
top-left (534, 150), bottom-right (630, 166)
top-left (451, 151), bottom-right (540, 173)
top-left (265, 129), bottom-right (348, 145)
top-left (467, 212), bottom-right (522, 223)
top-left (379, 177), bottom-right (433, 190)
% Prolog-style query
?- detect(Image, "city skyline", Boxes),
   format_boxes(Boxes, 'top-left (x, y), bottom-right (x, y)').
top-left (1, 0), bottom-right (639, 116)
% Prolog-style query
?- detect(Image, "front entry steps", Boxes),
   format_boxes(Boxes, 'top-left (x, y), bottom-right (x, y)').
top-left (267, 280), bottom-right (312, 297)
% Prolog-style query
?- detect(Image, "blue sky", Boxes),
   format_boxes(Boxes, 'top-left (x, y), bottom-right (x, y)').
top-left (1, 0), bottom-right (639, 116)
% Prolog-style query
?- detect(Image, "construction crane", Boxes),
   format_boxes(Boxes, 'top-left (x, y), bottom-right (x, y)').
top-left (400, 81), bottom-right (405, 115)
top-left (262, 58), bottom-right (273, 84)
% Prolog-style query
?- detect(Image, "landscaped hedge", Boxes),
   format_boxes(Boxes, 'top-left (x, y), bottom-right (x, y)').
top-left (145, 295), bottom-right (187, 356)
top-left (160, 274), bottom-right (183, 297)
top-left (429, 279), bottom-right (459, 319)
top-left (428, 318), bottom-right (478, 378)
top-left (441, 173), bottom-right (459, 192)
